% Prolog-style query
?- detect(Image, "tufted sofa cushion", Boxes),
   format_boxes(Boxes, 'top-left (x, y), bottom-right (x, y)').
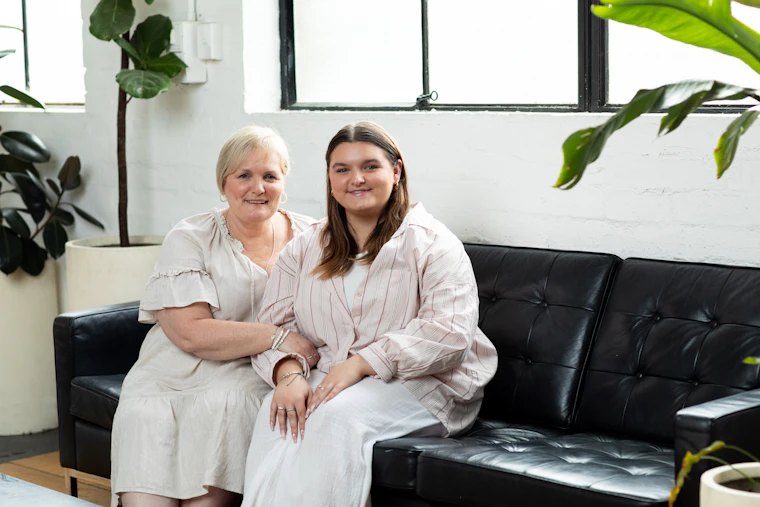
top-left (464, 244), bottom-right (619, 428)
top-left (416, 434), bottom-right (674, 507)
top-left (575, 259), bottom-right (760, 442)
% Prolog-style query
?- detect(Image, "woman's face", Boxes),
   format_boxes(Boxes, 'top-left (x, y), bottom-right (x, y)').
top-left (328, 142), bottom-right (400, 223)
top-left (223, 149), bottom-right (286, 224)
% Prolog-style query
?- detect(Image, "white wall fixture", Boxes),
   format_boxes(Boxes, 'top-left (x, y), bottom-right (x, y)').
top-left (0, 260), bottom-right (59, 435)
top-left (170, 1), bottom-right (224, 84)
top-left (65, 236), bottom-right (163, 312)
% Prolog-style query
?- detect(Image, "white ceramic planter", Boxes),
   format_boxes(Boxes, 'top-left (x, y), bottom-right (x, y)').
top-left (701, 462), bottom-right (760, 507)
top-left (65, 236), bottom-right (163, 312)
top-left (0, 260), bottom-right (59, 435)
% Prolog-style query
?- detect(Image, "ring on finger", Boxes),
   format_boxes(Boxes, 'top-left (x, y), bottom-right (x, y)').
top-left (307, 354), bottom-right (315, 359)
top-left (317, 384), bottom-right (325, 390)
top-left (277, 406), bottom-right (285, 410)
top-left (286, 408), bottom-right (296, 412)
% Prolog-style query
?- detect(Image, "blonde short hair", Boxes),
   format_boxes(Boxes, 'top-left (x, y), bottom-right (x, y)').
top-left (216, 125), bottom-right (291, 193)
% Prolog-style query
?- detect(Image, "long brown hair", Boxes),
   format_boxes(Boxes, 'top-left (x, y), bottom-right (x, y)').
top-left (313, 122), bottom-right (410, 279)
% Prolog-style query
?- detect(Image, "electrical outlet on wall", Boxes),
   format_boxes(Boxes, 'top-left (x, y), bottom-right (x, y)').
top-left (170, 21), bottom-right (224, 84)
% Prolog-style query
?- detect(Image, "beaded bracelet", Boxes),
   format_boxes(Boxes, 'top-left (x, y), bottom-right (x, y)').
top-left (276, 371), bottom-right (305, 386)
top-left (272, 328), bottom-right (290, 351)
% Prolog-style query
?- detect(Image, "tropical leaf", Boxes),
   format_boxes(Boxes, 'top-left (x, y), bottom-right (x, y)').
top-left (46, 178), bottom-right (61, 196)
top-left (555, 80), bottom-right (759, 189)
top-left (1, 208), bottom-right (30, 238)
top-left (114, 36), bottom-right (144, 67)
top-left (0, 85), bottom-right (45, 109)
top-left (0, 154), bottom-right (39, 178)
top-left (4, 172), bottom-right (47, 223)
top-left (19, 237), bottom-right (47, 276)
top-left (131, 15), bottom-right (172, 62)
top-left (0, 225), bottom-right (22, 274)
top-left (715, 104), bottom-right (760, 177)
top-left (593, 0), bottom-right (760, 75)
top-left (89, 0), bottom-right (136, 41)
top-left (0, 131), bottom-right (50, 163)
top-left (116, 69), bottom-right (171, 98)
top-left (58, 156), bottom-right (82, 190)
top-left (147, 53), bottom-right (187, 78)
top-left (54, 208), bottom-right (75, 226)
top-left (43, 219), bottom-right (67, 259)
top-left (69, 204), bottom-right (105, 230)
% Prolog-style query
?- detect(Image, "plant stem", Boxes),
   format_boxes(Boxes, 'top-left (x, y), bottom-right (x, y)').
top-left (117, 33), bottom-right (130, 247)
top-left (702, 456), bottom-right (760, 488)
top-left (31, 190), bottom-right (62, 240)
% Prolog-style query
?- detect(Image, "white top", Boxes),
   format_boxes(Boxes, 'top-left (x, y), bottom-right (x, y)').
top-left (343, 253), bottom-right (368, 305)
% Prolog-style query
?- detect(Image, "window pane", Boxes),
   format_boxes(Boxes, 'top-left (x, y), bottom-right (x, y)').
top-left (294, 0), bottom-right (422, 104)
top-left (0, 0), bottom-right (26, 100)
top-left (428, 0), bottom-right (578, 105)
top-left (26, 0), bottom-right (85, 104)
top-left (608, 4), bottom-right (760, 105)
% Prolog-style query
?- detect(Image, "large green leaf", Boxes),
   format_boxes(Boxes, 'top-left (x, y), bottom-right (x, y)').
top-left (1, 208), bottom-right (30, 238)
top-left (556, 80), bottom-right (759, 189)
top-left (0, 154), bottom-right (39, 178)
top-left (147, 53), bottom-right (188, 78)
top-left (0, 85), bottom-right (45, 109)
top-left (53, 208), bottom-right (75, 226)
top-left (131, 15), bottom-right (172, 62)
top-left (0, 225), bottom-right (22, 274)
top-left (593, 0), bottom-right (760, 75)
top-left (5, 172), bottom-right (47, 223)
top-left (715, 104), bottom-right (760, 177)
top-left (116, 69), bottom-right (171, 98)
top-left (0, 131), bottom-right (50, 163)
top-left (57, 156), bottom-right (82, 191)
top-left (68, 204), bottom-right (105, 230)
top-left (43, 219), bottom-right (67, 259)
top-left (114, 36), bottom-right (144, 67)
top-left (735, 0), bottom-right (760, 7)
top-left (19, 237), bottom-right (46, 276)
top-left (89, 0), bottom-right (136, 41)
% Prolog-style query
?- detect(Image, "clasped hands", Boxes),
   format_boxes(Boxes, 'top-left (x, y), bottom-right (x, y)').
top-left (269, 354), bottom-right (375, 443)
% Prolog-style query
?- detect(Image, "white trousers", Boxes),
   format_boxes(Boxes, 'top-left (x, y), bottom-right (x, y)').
top-left (241, 370), bottom-right (444, 507)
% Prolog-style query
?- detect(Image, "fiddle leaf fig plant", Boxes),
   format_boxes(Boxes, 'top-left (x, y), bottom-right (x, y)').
top-left (89, 0), bottom-right (187, 246)
top-left (555, 0), bottom-right (760, 189)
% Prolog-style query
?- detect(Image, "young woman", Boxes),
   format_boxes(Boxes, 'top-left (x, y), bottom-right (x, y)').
top-left (243, 122), bottom-right (497, 507)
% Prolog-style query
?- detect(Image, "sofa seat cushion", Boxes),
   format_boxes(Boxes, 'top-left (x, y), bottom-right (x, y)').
top-left (416, 433), bottom-right (674, 507)
top-left (373, 419), bottom-right (565, 492)
top-left (70, 374), bottom-right (125, 430)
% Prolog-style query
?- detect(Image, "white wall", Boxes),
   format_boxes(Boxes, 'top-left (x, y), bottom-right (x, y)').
top-left (2, 0), bottom-right (760, 310)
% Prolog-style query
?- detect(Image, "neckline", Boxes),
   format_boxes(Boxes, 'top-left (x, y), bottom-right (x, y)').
top-left (212, 207), bottom-right (297, 253)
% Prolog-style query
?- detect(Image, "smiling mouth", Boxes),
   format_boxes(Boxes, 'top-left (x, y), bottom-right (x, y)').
top-left (245, 199), bottom-right (268, 204)
top-left (348, 189), bottom-right (370, 196)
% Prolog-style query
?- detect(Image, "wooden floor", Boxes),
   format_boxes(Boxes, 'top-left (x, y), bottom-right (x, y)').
top-left (0, 452), bottom-right (110, 506)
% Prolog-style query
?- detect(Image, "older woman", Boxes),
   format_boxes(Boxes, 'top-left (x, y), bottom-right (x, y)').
top-left (110, 126), bottom-right (319, 507)
top-left (242, 122), bottom-right (498, 507)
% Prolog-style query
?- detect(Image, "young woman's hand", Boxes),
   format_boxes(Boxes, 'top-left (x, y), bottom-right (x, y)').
top-left (278, 330), bottom-right (320, 368)
top-left (270, 373), bottom-right (311, 443)
top-left (306, 355), bottom-right (375, 418)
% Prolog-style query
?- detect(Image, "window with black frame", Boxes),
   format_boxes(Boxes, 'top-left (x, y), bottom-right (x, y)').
top-left (0, 0), bottom-right (85, 106)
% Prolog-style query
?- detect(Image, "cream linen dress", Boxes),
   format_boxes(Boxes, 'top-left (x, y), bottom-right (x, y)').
top-left (110, 208), bottom-right (314, 506)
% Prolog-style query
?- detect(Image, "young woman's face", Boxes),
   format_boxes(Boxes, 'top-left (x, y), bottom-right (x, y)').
top-left (328, 142), bottom-right (400, 223)
top-left (223, 149), bottom-right (286, 224)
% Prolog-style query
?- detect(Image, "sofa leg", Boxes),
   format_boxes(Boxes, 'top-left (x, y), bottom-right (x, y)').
top-left (64, 468), bottom-right (78, 497)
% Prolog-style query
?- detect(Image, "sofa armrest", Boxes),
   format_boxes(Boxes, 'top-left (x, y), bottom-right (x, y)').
top-left (674, 389), bottom-right (760, 507)
top-left (54, 301), bottom-right (152, 469)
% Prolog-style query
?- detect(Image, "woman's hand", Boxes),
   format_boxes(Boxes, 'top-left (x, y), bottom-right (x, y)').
top-left (270, 373), bottom-right (311, 443)
top-left (278, 330), bottom-right (320, 368)
top-left (306, 355), bottom-right (376, 418)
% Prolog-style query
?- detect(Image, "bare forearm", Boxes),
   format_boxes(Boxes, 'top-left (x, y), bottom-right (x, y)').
top-left (169, 319), bottom-right (278, 360)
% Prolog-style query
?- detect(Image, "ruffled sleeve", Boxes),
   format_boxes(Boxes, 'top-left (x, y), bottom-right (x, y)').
top-left (138, 227), bottom-right (220, 324)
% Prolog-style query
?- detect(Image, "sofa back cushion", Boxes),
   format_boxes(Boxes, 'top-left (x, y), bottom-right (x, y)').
top-left (465, 244), bottom-right (619, 428)
top-left (575, 259), bottom-right (760, 442)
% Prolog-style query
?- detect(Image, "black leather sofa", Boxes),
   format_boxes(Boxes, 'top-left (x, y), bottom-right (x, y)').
top-left (54, 244), bottom-right (760, 506)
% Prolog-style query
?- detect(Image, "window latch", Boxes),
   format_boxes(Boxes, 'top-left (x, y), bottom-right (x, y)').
top-left (415, 90), bottom-right (438, 108)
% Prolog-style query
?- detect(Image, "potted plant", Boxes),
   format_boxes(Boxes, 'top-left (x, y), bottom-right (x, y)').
top-left (554, 1), bottom-right (760, 504)
top-left (65, 0), bottom-right (187, 311)
top-left (0, 86), bottom-right (103, 435)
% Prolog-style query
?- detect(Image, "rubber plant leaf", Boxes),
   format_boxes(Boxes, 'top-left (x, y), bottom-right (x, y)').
top-left (593, 0), bottom-right (760, 75)
top-left (19, 237), bottom-right (47, 276)
top-left (0, 131), bottom-right (50, 163)
top-left (0, 225), bottom-right (23, 274)
top-left (5, 172), bottom-right (47, 223)
top-left (69, 204), bottom-right (105, 230)
top-left (90, 0), bottom-right (136, 41)
top-left (555, 80), bottom-right (758, 189)
top-left (1, 208), bottom-right (30, 239)
top-left (0, 85), bottom-right (45, 109)
top-left (43, 219), bottom-right (67, 259)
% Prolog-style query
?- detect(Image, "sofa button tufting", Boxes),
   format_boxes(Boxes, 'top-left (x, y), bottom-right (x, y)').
top-left (541, 302), bottom-right (548, 308)
top-left (653, 314), bottom-right (661, 321)
top-left (491, 296), bottom-right (497, 303)
top-left (710, 320), bottom-right (718, 328)
top-left (692, 380), bottom-right (699, 386)
top-left (525, 358), bottom-right (532, 365)
top-left (636, 372), bottom-right (643, 379)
